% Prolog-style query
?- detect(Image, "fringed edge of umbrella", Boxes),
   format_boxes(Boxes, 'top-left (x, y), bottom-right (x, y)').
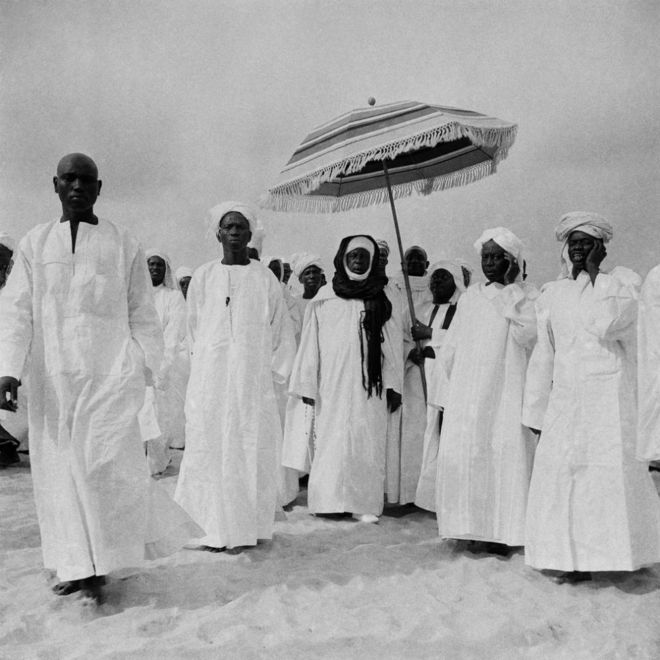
top-left (261, 160), bottom-right (497, 214)
top-left (267, 122), bottom-right (518, 200)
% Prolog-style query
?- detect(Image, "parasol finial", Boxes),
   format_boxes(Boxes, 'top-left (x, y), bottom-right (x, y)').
top-left (367, 97), bottom-right (376, 106)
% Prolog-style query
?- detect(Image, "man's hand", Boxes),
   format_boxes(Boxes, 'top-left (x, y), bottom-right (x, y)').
top-left (0, 377), bottom-right (20, 412)
top-left (407, 347), bottom-right (425, 366)
top-left (503, 255), bottom-right (521, 285)
top-left (411, 321), bottom-right (432, 341)
top-left (302, 397), bottom-right (315, 406)
top-left (386, 389), bottom-right (402, 413)
top-left (585, 238), bottom-right (606, 284)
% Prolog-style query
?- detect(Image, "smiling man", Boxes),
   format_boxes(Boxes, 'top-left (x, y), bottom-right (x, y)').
top-left (174, 201), bottom-right (296, 553)
top-left (0, 154), bottom-right (198, 603)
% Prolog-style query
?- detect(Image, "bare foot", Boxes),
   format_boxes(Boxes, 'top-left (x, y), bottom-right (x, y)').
top-left (553, 571), bottom-right (592, 585)
top-left (201, 545), bottom-right (226, 553)
top-left (52, 580), bottom-right (82, 596)
top-left (351, 513), bottom-right (379, 524)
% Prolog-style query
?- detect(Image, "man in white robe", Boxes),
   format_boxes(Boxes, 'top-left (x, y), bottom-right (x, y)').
top-left (139, 249), bottom-right (188, 472)
top-left (435, 228), bottom-right (537, 553)
top-left (175, 202), bottom-right (296, 551)
top-left (413, 261), bottom-right (466, 511)
top-left (286, 235), bottom-right (403, 523)
top-left (0, 154), bottom-right (199, 602)
top-left (0, 231), bottom-right (25, 466)
top-left (523, 212), bottom-right (660, 582)
top-left (282, 253), bottom-right (325, 475)
top-left (388, 246), bottom-right (434, 505)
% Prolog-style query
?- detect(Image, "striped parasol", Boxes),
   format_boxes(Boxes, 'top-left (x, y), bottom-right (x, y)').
top-left (262, 99), bottom-right (518, 399)
top-left (261, 100), bottom-right (517, 213)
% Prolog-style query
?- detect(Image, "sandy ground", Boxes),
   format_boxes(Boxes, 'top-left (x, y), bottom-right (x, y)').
top-left (2, 455), bottom-right (660, 660)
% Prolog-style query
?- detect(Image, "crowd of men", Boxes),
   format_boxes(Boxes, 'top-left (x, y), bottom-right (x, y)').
top-left (1, 152), bottom-right (660, 604)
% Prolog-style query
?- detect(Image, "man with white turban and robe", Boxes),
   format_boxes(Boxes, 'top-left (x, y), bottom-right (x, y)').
top-left (281, 253), bottom-right (326, 476)
top-left (523, 212), bottom-right (660, 583)
top-left (139, 249), bottom-right (187, 472)
top-left (413, 260), bottom-right (466, 511)
top-left (175, 202), bottom-right (296, 551)
top-left (387, 245), bottom-right (435, 505)
top-left (175, 266), bottom-right (193, 299)
top-left (435, 227), bottom-right (537, 554)
top-left (286, 235), bottom-right (403, 523)
top-left (0, 153), bottom-right (199, 602)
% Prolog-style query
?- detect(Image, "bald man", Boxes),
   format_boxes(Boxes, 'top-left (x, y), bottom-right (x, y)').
top-left (0, 154), bottom-right (198, 603)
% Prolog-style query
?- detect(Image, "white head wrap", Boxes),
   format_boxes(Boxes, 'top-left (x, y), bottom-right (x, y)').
top-left (0, 232), bottom-right (15, 252)
top-left (344, 236), bottom-right (375, 282)
top-left (555, 212), bottom-right (613, 278)
top-left (429, 260), bottom-right (467, 294)
top-left (291, 252), bottom-right (324, 280)
top-left (145, 248), bottom-right (176, 289)
top-left (473, 227), bottom-right (524, 264)
top-left (207, 201), bottom-right (257, 237)
top-left (175, 266), bottom-right (193, 281)
top-left (376, 239), bottom-right (390, 256)
top-left (555, 211), bottom-right (613, 244)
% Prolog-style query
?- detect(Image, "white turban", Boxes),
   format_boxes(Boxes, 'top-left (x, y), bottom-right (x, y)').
top-left (429, 260), bottom-right (467, 293)
top-left (175, 266), bottom-right (193, 281)
top-left (0, 232), bottom-right (15, 252)
top-left (344, 236), bottom-right (375, 282)
top-left (291, 252), bottom-right (324, 280)
top-left (145, 248), bottom-right (176, 289)
top-left (555, 211), bottom-right (613, 244)
top-left (207, 201), bottom-right (257, 236)
top-left (473, 227), bottom-right (524, 264)
top-left (555, 212), bottom-right (613, 278)
top-left (375, 239), bottom-right (390, 256)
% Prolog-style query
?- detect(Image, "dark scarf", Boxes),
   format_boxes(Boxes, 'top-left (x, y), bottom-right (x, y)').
top-left (332, 235), bottom-right (392, 398)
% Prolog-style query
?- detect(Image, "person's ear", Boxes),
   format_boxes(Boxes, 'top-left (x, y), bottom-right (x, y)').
top-left (53, 176), bottom-right (59, 193)
top-left (97, 180), bottom-right (102, 195)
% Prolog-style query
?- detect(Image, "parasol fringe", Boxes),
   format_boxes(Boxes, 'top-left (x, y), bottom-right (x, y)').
top-left (266, 122), bottom-right (517, 200)
top-left (261, 160), bottom-right (497, 214)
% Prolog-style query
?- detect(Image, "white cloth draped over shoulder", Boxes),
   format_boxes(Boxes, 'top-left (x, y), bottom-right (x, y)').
top-left (523, 267), bottom-right (660, 571)
top-left (435, 282), bottom-right (537, 545)
top-left (286, 286), bottom-right (403, 516)
top-left (0, 218), bottom-right (200, 581)
top-left (174, 259), bottom-right (296, 549)
top-left (638, 265), bottom-right (660, 462)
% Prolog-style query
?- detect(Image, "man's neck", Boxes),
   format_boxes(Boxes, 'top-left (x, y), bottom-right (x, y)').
top-left (221, 249), bottom-right (250, 266)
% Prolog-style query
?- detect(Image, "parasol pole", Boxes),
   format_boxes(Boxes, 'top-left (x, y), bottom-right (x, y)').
top-left (382, 159), bottom-right (428, 402)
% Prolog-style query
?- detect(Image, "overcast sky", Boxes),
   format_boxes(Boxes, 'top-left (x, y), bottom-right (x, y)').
top-left (1, 0), bottom-right (658, 284)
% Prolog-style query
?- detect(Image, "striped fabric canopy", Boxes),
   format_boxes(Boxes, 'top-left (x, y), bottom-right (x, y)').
top-left (262, 100), bottom-right (517, 213)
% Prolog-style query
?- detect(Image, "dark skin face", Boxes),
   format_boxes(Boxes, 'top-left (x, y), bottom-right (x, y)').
top-left (567, 230), bottom-right (606, 283)
top-left (481, 239), bottom-right (519, 284)
top-left (345, 247), bottom-right (371, 275)
top-left (268, 260), bottom-right (283, 281)
top-left (0, 246), bottom-right (13, 289)
top-left (247, 247), bottom-right (260, 261)
top-left (179, 276), bottom-right (191, 299)
top-left (377, 248), bottom-right (388, 275)
top-left (429, 268), bottom-right (457, 304)
top-left (300, 265), bottom-right (323, 298)
top-left (282, 262), bottom-right (292, 283)
top-left (218, 212), bottom-right (252, 265)
top-left (147, 256), bottom-right (166, 286)
top-left (53, 153), bottom-right (102, 221)
top-left (405, 249), bottom-right (429, 277)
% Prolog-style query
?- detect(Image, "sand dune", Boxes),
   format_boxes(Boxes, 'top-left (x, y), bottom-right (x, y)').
top-left (1, 460), bottom-right (660, 659)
